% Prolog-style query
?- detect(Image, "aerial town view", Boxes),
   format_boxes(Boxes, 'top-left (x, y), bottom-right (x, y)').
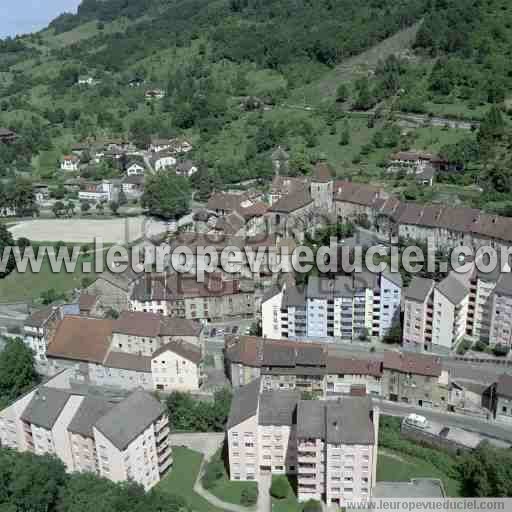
top-left (1, 0), bottom-right (512, 510)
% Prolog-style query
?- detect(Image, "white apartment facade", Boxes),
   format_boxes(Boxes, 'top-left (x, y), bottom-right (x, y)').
top-left (262, 272), bottom-right (402, 342)
top-left (226, 380), bottom-right (379, 506)
top-left (0, 377), bottom-right (171, 491)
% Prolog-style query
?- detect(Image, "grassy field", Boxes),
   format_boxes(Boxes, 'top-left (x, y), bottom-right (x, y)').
top-left (0, 255), bottom-right (94, 303)
top-left (377, 450), bottom-right (462, 497)
top-left (207, 450), bottom-right (258, 507)
top-left (157, 447), bottom-right (225, 512)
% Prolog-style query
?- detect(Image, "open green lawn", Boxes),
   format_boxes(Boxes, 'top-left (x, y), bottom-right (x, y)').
top-left (377, 451), bottom-right (462, 497)
top-left (207, 450), bottom-right (258, 507)
top-left (157, 447), bottom-right (225, 512)
top-left (0, 255), bottom-right (95, 303)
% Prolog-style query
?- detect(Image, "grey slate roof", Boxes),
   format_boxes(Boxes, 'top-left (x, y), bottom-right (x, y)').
top-left (496, 373), bottom-right (512, 399)
top-left (326, 396), bottom-right (374, 445)
top-left (94, 390), bottom-right (164, 450)
top-left (494, 272), bottom-right (512, 298)
top-left (21, 387), bottom-right (71, 430)
top-left (297, 400), bottom-right (325, 439)
top-left (68, 396), bottom-right (114, 437)
top-left (297, 397), bottom-right (375, 445)
top-left (263, 344), bottom-right (295, 367)
top-left (381, 270), bottom-right (403, 288)
top-left (227, 378), bottom-right (260, 429)
top-left (282, 285), bottom-right (306, 307)
top-left (405, 277), bottom-right (434, 302)
top-left (259, 391), bottom-right (300, 426)
top-left (436, 274), bottom-right (468, 305)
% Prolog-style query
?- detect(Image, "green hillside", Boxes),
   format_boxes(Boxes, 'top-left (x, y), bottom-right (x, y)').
top-left (0, 0), bottom-right (511, 212)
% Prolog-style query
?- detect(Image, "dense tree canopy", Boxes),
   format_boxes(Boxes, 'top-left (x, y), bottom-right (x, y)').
top-left (141, 172), bottom-right (192, 219)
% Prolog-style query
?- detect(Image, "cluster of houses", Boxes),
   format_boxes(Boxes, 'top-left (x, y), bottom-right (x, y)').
top-left (51, 136), bottom-right (196, 205)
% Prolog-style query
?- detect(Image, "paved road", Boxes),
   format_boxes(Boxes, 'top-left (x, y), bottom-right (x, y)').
top-left (378, 400), bottom-right (512, 443)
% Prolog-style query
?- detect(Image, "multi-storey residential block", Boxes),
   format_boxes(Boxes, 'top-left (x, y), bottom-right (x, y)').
top-left (489, 273), bottom-right (512, 348)
top-left (226, 380), bottom-right (379, 507)
top-left (44, 313), bottom-right (203, 392)
top-left (0, 378), bottom-right (171, 491)
top-left (382, 351), bottom-right (449, 408)
top-left (262, 272), bottom-right (401, 342)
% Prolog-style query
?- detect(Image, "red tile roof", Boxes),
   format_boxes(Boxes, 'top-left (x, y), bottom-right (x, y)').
top-left (383, 351), bottom-right (442, 377)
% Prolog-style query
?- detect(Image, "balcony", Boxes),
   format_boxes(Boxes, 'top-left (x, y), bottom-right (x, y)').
top-left (156, 427), bottom-right (170, 443)
top-left (155, 416), bottom-right (169, 432)
top-left (159, 455), bottom-right (173, 473)
top-left (158, 445), bottom-right (172, 463)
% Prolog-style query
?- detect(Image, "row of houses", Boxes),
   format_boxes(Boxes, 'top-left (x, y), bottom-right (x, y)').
top-left (24, 307), bottom-right (204, 393)
top-left (225, 336), bottom-right (450, 409)
top-left (268, 161), bottom-right (512, 253)
top-left (403, 265), bottom-right (512, 353)
top-left (261, 272), bottom-right (402, 342)
top-left (0, 370), bottom-right (171, 491)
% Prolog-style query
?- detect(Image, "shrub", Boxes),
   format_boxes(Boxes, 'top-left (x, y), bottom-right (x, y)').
top-left (201, 459), bottom-right (224, 490)
top-left (303, 499), bottom-right (322, 512)
top-left (473, 340), bottom-right (488, 352)
top-left (270, 476), bottom-right (289, 499)
top-left (241, 486), bottom-right (258, 506)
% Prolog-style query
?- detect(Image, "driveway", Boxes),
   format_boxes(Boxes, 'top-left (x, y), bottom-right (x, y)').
top-left (257, 473), bottom-right (272, 512)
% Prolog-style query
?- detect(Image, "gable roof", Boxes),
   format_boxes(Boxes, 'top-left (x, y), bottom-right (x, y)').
top-left (334, 180), bottom-right (381, 207)
top-left (383, 351), bottom-right (442, 377)
top-left (496, 374), bottom-right (512, 400)
top-left (68, 396), bottom-right (114, 437)
top-left (21, 387), bottom-right (71, 430)
top-left (94, 390), bottom-right (164, 451)
top-left (405, 277), bottom-right (435, 302)
top-left (259, 391), bottom-right (300, 426)
top-left (152, 340), bottom-right (202, 365)
top-left (436, 274), bottom-right (468, 305)
top-left (327, 357), bottom-right (382, 377)
top-left (113, 311), bottom-right (161, 337)
top-left (270, 186), bottom-right (312, 213)
top-left (47, 316), bottom-right (113, 364)
top-left (227, 378), bottom-right (261, 429)
top-left (312, 161), bottom-right (334, 182)
top-left (25, 306), bottom-right (54, 328)
top-left (103, 351), bottom-right (152, 372)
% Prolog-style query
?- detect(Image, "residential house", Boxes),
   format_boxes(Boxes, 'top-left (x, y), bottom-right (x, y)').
top-left (145, 89), bottom-right (166, 101)
top-left (325, 357), bottom-right (383, 397)
top-left (126, 162), bottom-right (145, 176)
top-left (151, 151), bottom-right (177, 171)
top-left (78, 181), bottom-right (115, 202)
top-left (490, 374), bottom-right (512, 424)
top-left (175, 160), bottom-right (198, 177)
top-left (121, 175), bottom-right (144, 198)
top-left (150, 138), bottom-right (173, 153)
top-left (61, 155), bottom-right (80, 172)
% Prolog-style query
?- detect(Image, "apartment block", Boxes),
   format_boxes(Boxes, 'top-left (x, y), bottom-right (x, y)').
top-left (489, 273), bottom-right (512, 348)
top-left (226, 380), bottom-right (379, 507)
top-left (0, 380), bottom-right (171, 491)
top-left (262, 272), bottom-right (402, 342)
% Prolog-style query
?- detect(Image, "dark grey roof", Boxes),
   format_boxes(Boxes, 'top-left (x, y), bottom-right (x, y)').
top-left (405, 277), bottom-right (434, 302)
top-left (297, 400), bottom-right (325, 439)
top-left (270, 186), bottom-right (312, 213)
top-left (494, 272), bottom-right (512, 298)
top-left (68, 397), bottom-right (113, 437)
top-left (21, 387), bottom-right (71, 430)
top-left (436, 274), bottom-right (468, 305)
top-left (297, 397), bottom-right (375, 444)
top-left (262, 285), bottom-right (281, 303)
top-left (326, 396), bottom-right (374, 445)
top-left (307, 276), bottom-right (334, 299)
top-left (94, 390), bottom-right (164, 450)
top-left (282, 285), bottom-right (306, 307)
top-left (496, 374), bottom-right (512, 399)
top-left (259, 391), bottom-right (300, 426)
top-left (227, 378), bottom-right (260, 429)
top-left (296, 345), bottom-right (325, 366)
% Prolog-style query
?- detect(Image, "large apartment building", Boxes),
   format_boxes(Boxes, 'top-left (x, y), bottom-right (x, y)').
top-left (262, 272), bottom-right (401, 342)
top-left (0, 373), bottom-right (171, 491)
top-left (403, 267), bottom-right (512, 353)
top-left (226, 380), bottom-right (379, 507)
